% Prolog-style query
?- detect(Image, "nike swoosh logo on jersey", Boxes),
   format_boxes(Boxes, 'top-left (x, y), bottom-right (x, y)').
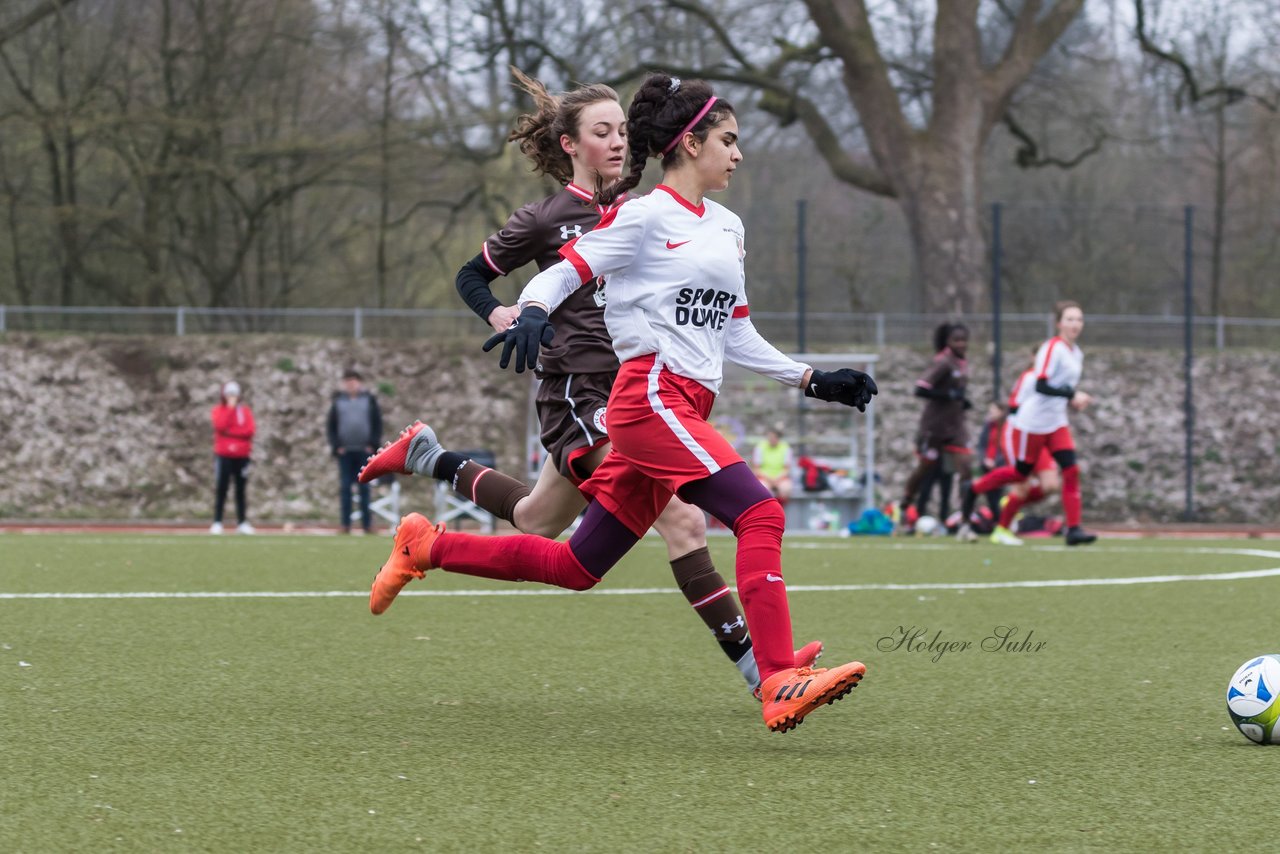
top-left (665, 239), bottom-right (691, 249)
top-left (766, 573), bottom-right (783, 582)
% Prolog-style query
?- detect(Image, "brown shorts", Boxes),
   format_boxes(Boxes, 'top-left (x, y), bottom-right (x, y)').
top-left (915, 430), bottom-right (971, 459)
top-left (537, 371), bottom-right (614, 483)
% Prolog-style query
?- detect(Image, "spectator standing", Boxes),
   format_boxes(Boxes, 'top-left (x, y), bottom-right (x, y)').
top-left (328, 369), bottom-right (383, 533)
top-left (752, 428), bottom-right (794, 507)
top-left (210, 380), bottom-right (255, 534)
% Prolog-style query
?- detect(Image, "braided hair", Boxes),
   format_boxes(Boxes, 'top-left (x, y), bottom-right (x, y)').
top-left (507, 67), bottom-right (621, 186)
top-left (597, 73), bottom-right (735, 207)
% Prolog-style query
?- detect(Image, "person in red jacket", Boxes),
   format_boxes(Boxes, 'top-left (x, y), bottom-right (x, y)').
top-left (210, 380), bottom-right (256, 534)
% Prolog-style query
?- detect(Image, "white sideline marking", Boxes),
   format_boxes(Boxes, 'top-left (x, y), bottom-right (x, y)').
top-left (4, 547), bottom-right (1280, 600)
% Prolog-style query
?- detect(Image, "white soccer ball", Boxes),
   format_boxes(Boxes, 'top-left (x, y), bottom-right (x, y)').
top-left (914, 515), bottom-right (938, 536)
top-left (1226, 655), bottom-right (1280, 744)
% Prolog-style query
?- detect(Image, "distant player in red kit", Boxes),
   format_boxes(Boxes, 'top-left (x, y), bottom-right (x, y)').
top-left (358, 70), bottom-right (821, 698)
top-left (961, 301), bottom-right (1096, 546)
top-left (366, 74), bottom-right (876, 732)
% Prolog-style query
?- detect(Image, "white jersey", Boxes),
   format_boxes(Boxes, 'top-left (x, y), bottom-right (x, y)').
top-left (1010, 336), bottom-right (1083, 434)
top-left (518, 185), bottom-right (807, 394)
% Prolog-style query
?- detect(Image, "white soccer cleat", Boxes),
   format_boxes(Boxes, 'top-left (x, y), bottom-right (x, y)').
top-left (209, 522), bottom-right (224, 535)
top-left (955, 523), bottom-right (978, 543)
top-left (237, 522), bottom-right (256, 535)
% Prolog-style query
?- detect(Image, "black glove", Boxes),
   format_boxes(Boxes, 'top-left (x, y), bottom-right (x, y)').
top-left (482, 305), bottom-right (555, 373)
top-left (946, 386), bottom-right (966, 401)
top-left (804, 368), bottom-right (878, 412)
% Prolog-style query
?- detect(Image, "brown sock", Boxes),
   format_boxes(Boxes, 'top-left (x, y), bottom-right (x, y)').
top-left (453, 461), bottom-right (533, 526)
top-left (670, 547), bottom-right (754, 673)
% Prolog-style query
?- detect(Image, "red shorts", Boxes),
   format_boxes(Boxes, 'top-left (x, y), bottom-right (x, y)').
top-left (1003, 423), bottom-right (1072, 470)
top-left (578, 355), bottom-right (744, 535)
top-left (1000, 423), bottom-right (1054, 473)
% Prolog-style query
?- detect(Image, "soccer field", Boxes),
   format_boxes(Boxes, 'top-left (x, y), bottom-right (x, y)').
top-left (2, 532), bottom-right (1278, 852)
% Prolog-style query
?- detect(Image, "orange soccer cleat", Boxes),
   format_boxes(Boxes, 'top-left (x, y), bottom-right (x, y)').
top-left (760, 660), bottom-right (866, 733)
top-left (753, 641), bottom-right (826, 701)
top-left (370, 513), bottom-right (445, 615)
top-left (359, 421), bottom-right (442, 484)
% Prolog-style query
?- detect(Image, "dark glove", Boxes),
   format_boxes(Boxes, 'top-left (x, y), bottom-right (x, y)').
top-left (482, 305), bottom-right (555, 373)
top-left (804, 368), bottom-right (878, 412)
top-left (946, 386), bottom-right (966, 401)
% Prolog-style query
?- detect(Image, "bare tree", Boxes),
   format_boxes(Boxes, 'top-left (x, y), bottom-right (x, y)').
top-left (602, 0), bottom-right (1090, 314)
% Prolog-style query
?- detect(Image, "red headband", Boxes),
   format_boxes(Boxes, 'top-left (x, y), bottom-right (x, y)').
top-left (661, 96), bottom-right (719, 156)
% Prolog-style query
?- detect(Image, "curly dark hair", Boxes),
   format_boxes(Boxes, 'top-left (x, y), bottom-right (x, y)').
top-left (506, 67), bottom-right (621, 186)
top-left (597, 73), bottom-right (735, 206)
top-left (932, 322), bottom-right (969, 353)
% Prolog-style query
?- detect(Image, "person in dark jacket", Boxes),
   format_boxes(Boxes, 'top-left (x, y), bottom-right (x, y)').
top-left (327, 369), bottom-right (382, 533)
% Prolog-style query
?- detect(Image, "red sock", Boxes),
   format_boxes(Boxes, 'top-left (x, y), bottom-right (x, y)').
top-left (430, 531), bottom-right (600, 590)
top-left (1061, 465), bottom-right (1082, 528)
top-left (999, 494), bottom-right (1024, 529)
top-left (1025, 485), bottom-right (1046, 504)
top-left (732, 499), bottom-right (794, 682)
top-left (972, 465), bottom-right (1023, 495)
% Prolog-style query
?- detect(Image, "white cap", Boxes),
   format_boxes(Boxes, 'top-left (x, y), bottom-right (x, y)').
top-left (223, 381), bottom-right (241, 398)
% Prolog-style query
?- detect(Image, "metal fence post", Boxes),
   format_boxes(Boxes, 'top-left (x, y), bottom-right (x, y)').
top-left (1216, 314), bottom-right (1224, 350)
top-left (991, 202), bottom-right (1003, 401)
top-left (0, 304), bottom-right (5, 333)
top-left (875, 312), bottom-right (884, 349)
top-left (176, 306), bottom-right (185, 336)
top-left (1183, 205), bottom-right (1196, 521)
top-left (354, 306), bottom-right (363, 339)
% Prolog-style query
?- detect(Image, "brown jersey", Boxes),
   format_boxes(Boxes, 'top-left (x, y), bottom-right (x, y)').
top-left (481, 183), bottom-right (620, 377)
top-left (915, 349), bottom-right (970, 443)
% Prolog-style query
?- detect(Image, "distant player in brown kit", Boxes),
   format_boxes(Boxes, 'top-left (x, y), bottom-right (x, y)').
top-left (898, 323), bottom-right (974, 539)
top-left (358, 69), bottom-right (821, 698)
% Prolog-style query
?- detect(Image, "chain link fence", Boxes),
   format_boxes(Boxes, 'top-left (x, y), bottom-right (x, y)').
top-left (2, 304), bottom-right (1276, 351)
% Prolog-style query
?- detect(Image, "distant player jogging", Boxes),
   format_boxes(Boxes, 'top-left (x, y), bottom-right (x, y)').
top-left (960, 301), bottom-right (1097, 546)
top-left (358, 70), bottom-right (821, 699)
top-left (897, 322), bottom-right (973, 539)
top-left (366, 73), bottom-right (876, 732)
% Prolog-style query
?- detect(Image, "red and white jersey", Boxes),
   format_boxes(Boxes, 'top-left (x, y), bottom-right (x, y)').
top-left (519, 185), bottom-right (807, 394)
top-left (1010, 336), bottom-right (1083, 434)
top-left (1007, 368), bottom-right (1035, 412)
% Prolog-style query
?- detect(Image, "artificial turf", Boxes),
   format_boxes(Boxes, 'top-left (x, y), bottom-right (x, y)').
top-left (2, 532), bottom-right (1278, 851)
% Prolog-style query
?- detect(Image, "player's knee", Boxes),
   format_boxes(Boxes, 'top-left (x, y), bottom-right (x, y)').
top-left (1053, 449), bottom-right (1077, 470)
top-left (733, 498), bottom-right (786, 540)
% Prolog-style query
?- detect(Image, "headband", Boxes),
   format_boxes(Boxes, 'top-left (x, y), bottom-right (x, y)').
top-left (661, 96), bottom-right (718, 156)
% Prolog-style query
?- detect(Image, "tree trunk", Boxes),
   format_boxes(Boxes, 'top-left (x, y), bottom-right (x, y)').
top-left (898, 141), bottom-right (988, 315)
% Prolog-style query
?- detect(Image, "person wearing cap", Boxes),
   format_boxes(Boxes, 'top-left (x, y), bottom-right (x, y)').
top-left (327, 369), bottom-right (383, 533)
top-left (210, 380), bottom-right (256, 534)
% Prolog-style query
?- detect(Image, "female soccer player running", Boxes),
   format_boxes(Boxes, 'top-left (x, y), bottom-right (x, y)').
top-left (358, 70), bottom-right (820, 698)
top-left (368, 74), bottom-right (877, 733)
top-left (961, 301), bottom-right (1097, 546)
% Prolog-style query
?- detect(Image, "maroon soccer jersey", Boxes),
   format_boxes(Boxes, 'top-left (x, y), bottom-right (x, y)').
top-left (915, 349), bottom-right (969, 443)
top-left (482, 183), bottom-right (620, 377)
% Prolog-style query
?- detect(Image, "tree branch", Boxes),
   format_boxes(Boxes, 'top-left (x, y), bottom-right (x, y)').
top-left (0, 0), bottom-right (82, 45)
top-left (1132, 0), bottom-right (1272, 112)
top-left (1002, 111), bottom-right (1104, 169)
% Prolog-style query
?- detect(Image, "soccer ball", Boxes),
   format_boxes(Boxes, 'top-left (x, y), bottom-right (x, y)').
top-left (1226, 655), bottom-right (1280, 744)
top-left (914, 515), bottom-right (939, 536)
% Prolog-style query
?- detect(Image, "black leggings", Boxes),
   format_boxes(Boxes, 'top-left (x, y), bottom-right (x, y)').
top-left (214, 455), bottom-right (250, 524)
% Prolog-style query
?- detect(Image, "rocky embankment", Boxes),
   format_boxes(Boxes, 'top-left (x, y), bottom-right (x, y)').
top-left (0, 334), bottom-right (1275, 525)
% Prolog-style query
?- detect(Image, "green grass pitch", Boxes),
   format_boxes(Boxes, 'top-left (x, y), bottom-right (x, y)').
top-left (3, 532), bottom-right (1279, 851)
